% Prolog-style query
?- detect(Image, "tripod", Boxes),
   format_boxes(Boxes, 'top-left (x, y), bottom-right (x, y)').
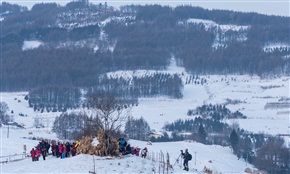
top-left (173, 153), bottom-right (182, 167)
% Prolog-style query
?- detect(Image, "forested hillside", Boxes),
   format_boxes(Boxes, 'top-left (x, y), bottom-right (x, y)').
top-left (1, 0), bottom-right (289, 92)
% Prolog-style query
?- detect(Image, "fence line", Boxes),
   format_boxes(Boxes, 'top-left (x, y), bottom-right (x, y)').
top-left (0, 153), bottom-right (27, 164)
top-left (146, 150), bottom-right (175, 174)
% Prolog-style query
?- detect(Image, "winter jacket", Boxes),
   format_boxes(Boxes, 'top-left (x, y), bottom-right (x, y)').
top-left (182, 151), bottom-right (190, 161)
top-left (66, 143), bottom-right (71, 152)
top-left (51, 144), bottom-right (55, 153)
top-left (72, 144), bottom-right (76, 152)
top-left (141, 148), bottom-right (147, 155)
top-left (75, 141), bottom-right (80, 148)
top-left (135, 148), bottom-right (140, 156)
top-left (35, 149), bottom-right (41, 157)
top-left (62, 146), bottom-right (66, 154)
top-left (59, 144), bottom-right (63, 153)
top-left (41, 147), bottom-right (46, 156)
top-left (119, 138), bottom-right (127, 148)
top-left (30, 149), bottom-right (36, 158)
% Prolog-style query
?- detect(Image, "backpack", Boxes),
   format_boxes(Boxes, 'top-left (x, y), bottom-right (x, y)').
top-left (188, 153), bottom-right (192, 161)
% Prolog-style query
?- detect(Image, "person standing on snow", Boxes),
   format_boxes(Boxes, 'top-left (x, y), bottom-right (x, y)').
top-left (135, 147), bottom-right (140, 156)
top-left (118, 138), bottom-right (127, 154)
top-left (141, 147), bottom-right (148, 158)
top-left (181, 149), bottom-right (190, 171)
top-left (61, 144), bottom-right (66, 159)
top-left (56, 142), bottom-right (60, 158)
top-left (41, 145), bottom-right (47, 160)
top-left (65, 142), bottom-right (71, 157)
top-left (45, 141), bottom-right (50, 154)
top-left (30, 148), bottom-right (36, 162)
top-left (71, 142), bottom-right (77, 156)
top-left (35, 148), bottom-right (41, 161)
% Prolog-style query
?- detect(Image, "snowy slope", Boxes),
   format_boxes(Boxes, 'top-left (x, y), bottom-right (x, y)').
top-left (1, 126), bottom-right (254, 174)
top-left (1, 60), bottom-right (289, 135)
top-left (104, 58), bottom-right (289, 136)
top-left (0, 58), bottom-right (289, 173)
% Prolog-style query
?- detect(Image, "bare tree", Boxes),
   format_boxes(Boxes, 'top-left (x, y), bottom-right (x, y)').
top-left (52, 112), bottom-right (89, 139)
top-left (33, 117), bottom-right (42, 128)
top-left (0, 102), bottom-right (12, 125)
top-left (124, 116), bottom-right (151, 141)
top-left (89, 93), bottom-right (131, 156)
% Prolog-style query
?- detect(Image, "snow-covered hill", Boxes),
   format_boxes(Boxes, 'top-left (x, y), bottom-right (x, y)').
top-left (1, 126), bottom-right (254, 173)
top-left (1, 59), bottom-right (289, 136)
top-left (104, 58), bottom-right (289, 136)
top-left (0, 58), bottom-right (289, 173)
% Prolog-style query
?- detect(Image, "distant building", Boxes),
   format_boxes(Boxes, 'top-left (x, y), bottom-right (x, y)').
top-left (148, 132), bottom-right (163, 139)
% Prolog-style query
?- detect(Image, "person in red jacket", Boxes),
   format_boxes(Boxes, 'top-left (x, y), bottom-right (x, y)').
top-left (30, 148), bottom-right (36, 162)
top-left (61, 144), bottom-right (66, 159)
top-left (135, 147), bottom-right (140, 156)
top-left (35, 148), bottom-right (41, 161)
top-left (59, 143), bottom-right (63, 159)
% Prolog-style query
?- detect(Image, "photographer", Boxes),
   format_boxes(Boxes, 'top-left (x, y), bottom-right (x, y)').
top-left (181, 149), bottom-right (190, 171)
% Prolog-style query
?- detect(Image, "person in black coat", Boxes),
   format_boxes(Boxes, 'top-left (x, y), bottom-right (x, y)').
top-left (125, 144), bottom-right (131, 155)
top-left (181, 149), bottom-right (190, 171)
top-left (56, 143), bottom-right (60, 158)
top-left (65, 142), bottom-right (71, 157)
top-left (45, 141), bottom-right (50, 154)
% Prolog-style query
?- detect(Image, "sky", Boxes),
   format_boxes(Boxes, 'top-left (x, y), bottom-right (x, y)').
top-left (2, 0), bottom-right (290, 17)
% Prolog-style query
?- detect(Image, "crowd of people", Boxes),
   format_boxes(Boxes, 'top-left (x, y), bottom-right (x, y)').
top-left (30, 138), bottom-right (148, 162)
top-left (118, 138), bottom-right (148, 158)
top-left (28, 138), bottom-right (195, 172)
top-left (29, 140), bottom-right (80, 162)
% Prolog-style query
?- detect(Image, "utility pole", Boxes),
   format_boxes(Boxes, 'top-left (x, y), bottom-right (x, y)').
top-left (195, 151), bottom-right (196, 165)
top-left (7, 122), bottom-right (13, 138)
top-left (7, 124), bottom-right (9, 138)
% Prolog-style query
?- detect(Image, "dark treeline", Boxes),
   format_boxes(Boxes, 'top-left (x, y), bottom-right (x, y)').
top-left (1, 47), bottom-right (109, 91)
top-left (0, 2), bottom-right (27, 14)
top-left (1, 2), bottom-right (290, 92)
top-left (28, 85), bottom-right (81, 112)
top-left (18, 24), bottom-right (101, 42)
top-left (187, 104), bottom-right (247, 120)
top-left (164, 117), bottom-right (231, 134)
top-left (86, 73), bottom-right (183, 100)
top-left (28, 73), bottom-right (183, 112)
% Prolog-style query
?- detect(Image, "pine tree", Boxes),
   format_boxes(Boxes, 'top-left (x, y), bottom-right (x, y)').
top-left (198, 124), bottom-right (207, 144)
top-left (230, 129), bottom-right (239, 154)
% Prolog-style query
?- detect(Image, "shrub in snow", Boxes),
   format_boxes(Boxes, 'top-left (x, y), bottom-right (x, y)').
top-left (77, 129), bottom-right (119, 156)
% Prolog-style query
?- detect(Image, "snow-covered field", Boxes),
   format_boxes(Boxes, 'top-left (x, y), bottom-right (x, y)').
top-left (0, 59), bottom-right (289, 173)
top-left (1, 125), bottom-right (253, 174)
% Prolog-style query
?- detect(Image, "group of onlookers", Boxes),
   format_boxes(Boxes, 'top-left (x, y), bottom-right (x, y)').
top-left (29, 140), bottom-right (50, 161)
top-left (30, 140), bottom-right (80, 162)
top-left (51, 141), bottom-right (79, 159)
top-left (30, 138), bottom-right (148, 162)
top-left (118, 138), bottom-right (148, 158)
